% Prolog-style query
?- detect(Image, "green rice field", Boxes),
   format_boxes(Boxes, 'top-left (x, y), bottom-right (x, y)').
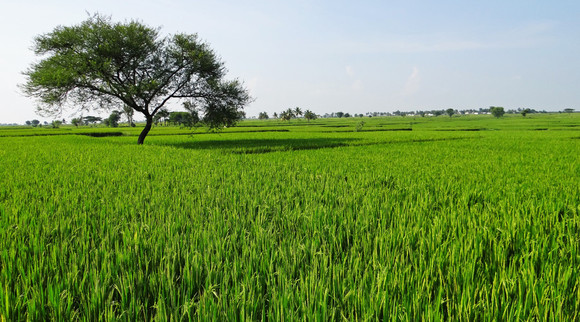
top-left (1, 113), bottom-right (579, 320)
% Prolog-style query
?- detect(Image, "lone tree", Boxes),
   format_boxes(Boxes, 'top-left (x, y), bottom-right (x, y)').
top-left (294, 107), bottom-right (303, 118)
top-left (22, 14), bottom-right (251, 144)
top-left (103, 110), bottom-right (121, 127)
top-left (304, 110), bottom-right (317, 122)
top-left (71, 117), bottom-right (82, 127)
top-left (490, 106), bottom-right (505, 118)
top-left (122, 105), bottom-right (135, 127)
top-left (446, 108), bottom-right (455, 118)
top-left (83, 116), bottom-right (102, 126)
top-left (51, 120), bottom-right (63, 128)
top-left (521, 108), bottom-right (531, 117)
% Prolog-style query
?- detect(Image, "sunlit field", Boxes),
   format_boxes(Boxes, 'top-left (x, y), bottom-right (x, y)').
top-left (1, 113), bottom-right (579, 320)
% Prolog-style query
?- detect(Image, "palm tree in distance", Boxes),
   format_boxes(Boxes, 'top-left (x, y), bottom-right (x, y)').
top-left (294, 107), bottom-right (303, 118)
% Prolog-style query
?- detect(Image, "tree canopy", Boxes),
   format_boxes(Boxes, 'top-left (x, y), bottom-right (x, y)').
top-left (304, 110), bottom-right (317, 122)
top-left (490, 106), bottom-right (505, 118)
top-left (22, 14), bottom-right (251, 144)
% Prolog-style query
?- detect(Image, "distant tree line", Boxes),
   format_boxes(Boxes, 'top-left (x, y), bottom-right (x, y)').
top-left (24, 105), bottom-right (576, 127)
top-left (314, 107), bottom-right (570, 118)
top-left (258, 107), bottom-right (318, 122)
top-left (251, 106), bottom-right (577, 121)
top-left (25, 119), bottom-right (64, 128)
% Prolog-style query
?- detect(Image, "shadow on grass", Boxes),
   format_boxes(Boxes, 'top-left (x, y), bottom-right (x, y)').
top-left (79, 132), bottom-right (124, 137)
top-left (160, 137), bottom-right (362, 153)
top-left (158, 136), bottom-right (480, 154)
top-left (434, 128), bottom-right (487, 132)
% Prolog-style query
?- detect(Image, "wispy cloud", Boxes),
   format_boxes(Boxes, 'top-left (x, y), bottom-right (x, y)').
top-left (402, 66), bottom-right (420, 96)
top-left (345, 65), bottom-right (355, 77)
top-left (336, 21), bottom-right (558, 54)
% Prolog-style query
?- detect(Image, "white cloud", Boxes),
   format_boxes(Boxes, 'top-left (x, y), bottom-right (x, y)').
top-left (402, 66), bottom-right (420, 96)
top-left (345, 65), bottom-right (355, 77)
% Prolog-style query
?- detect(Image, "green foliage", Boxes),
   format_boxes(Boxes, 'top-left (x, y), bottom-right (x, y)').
top-left (521, 108), bottom-right (531, 117)
top-left (446, 108), bottom-right (455, 117)
top-left (1, 114), bottom-right (579, 320)
top-left (103, 111), bottom-right (121, 127)
top-left (490, 106), bottom-right (505, 118)
top-left (22, 13), bottom-right (250, 144)
top-left (154, 108), bottom-right (170, 125)
top-left (303, 110), bottom-right (317, 122)
top-left (279, 108), bottom-right (295, 121)
top-left (70, 118), bottom-right (82, 127)
top-left (122, 105), bottom-right (134, 126)
top-left (50, 120), bottom-right (62, 128)
top-left (294, 107), bottom-right (302, 117)
top-left (82, 116), bottom-right (102, 125)
top-left (169, 111), bottom-right (198, 128)
top-left (258, 112), bottom-right (269, 120)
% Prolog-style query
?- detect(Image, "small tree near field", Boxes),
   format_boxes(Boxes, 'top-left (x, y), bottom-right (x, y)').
top-left (71, 118), bottom-right (82, 127)
top-left (304, 110), bottom-right (317, 122)
top-left (182, 101), bottom-right (201, 127)
top-left (446, 108), bottom-right (455, 118)
top-left (490, 106), bottom-right (505, 118)
top-left (258, 112), bottom-right (269, 120)
top-left (51, 120), bottom-right (62, 128)
top-left (521, 108), bottom-right (531, 117)
top-left (294, 107), bottom-right (303, 118)
top-left (104, 111), bottom-right (121, 127)
top-left (169, 110), bottom-right (199, 128)
top-left (123, 105), bottom-right (135, 127)
top-left (280, 109), bottom-right (295, 121)
top-left (83, 116), bottom-right (102, 125)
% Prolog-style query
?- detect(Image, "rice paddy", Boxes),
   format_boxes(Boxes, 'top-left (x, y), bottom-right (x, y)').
top-left (1, 113), bottom-right (579, 320)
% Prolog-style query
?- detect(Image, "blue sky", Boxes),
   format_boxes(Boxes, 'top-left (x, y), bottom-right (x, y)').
top-left (1, 0), bottom-right (579, 123)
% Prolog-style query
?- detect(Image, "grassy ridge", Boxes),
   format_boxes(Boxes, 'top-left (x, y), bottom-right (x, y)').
top-left (1, 114), bottom-right (579, 320)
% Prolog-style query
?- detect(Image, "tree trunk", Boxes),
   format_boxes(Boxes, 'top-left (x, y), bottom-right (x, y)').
top-left (138, 116), bottom-right (153, 145)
